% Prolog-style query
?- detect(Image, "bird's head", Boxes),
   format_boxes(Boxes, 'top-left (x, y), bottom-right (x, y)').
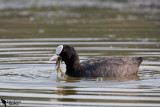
top-left (49, 45), bottom-right (77, 69)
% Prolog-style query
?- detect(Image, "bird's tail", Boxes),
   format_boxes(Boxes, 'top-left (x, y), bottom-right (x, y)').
top-left (136, 57), bottom-right (143, 66)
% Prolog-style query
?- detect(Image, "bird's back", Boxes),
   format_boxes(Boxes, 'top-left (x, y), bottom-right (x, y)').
top-left (80, 57), bottom-right (143, 77)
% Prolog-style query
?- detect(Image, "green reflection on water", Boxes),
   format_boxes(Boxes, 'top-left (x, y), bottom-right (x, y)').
top-left (0, 7), bottom-right (160, 39)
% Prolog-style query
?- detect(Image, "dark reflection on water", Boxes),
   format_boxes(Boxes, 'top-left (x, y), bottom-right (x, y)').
top-left (0, 0), bottom-right (160, 107)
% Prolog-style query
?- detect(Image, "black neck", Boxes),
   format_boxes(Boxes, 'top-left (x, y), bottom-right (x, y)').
top-left (64, 54), bottom-right (82, 77)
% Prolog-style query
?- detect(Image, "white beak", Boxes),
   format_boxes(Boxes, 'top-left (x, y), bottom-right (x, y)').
top-left (49, 54), bottom-right (59, 61)
top-left (49, 45), bottom-right (63, 61)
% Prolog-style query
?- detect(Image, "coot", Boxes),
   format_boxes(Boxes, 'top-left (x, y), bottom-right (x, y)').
top-left (50, 45), bottom-right (143, 77)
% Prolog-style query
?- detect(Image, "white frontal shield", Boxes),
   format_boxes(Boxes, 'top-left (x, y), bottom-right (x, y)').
top-left (49, 45), bottom-right (63, 61)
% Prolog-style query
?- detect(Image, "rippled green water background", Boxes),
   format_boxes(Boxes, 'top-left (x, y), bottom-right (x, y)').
top-left (0, 0), bottom-right (160, 107)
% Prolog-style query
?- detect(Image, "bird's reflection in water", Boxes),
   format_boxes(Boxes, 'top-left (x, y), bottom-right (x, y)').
top-left (101, 74), bottom-right (139, 81)
top-left (56, 73), bottom-right (139, 82)
top-left (51, 74), bottom-right (139, 102)
top-left (51, 86), bottom-right (78, 102)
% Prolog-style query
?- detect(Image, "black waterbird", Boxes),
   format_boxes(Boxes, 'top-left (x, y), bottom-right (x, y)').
top-left (50, 45), bottom-right (143, 77)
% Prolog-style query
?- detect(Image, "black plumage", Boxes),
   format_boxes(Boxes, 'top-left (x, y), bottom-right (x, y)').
top-left (55, 45), bottom-right (143, 77)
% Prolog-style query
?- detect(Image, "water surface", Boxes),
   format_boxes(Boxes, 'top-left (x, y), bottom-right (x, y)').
top-left (0, 0), bottom-right (160, 107)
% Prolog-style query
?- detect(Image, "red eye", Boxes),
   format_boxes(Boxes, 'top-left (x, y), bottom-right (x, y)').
top-left (62, 49), bottom-right (65, 52)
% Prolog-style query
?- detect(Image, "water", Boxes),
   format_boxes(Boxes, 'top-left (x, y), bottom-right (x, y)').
top-left (0, 0), bottom-right (160, 107)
